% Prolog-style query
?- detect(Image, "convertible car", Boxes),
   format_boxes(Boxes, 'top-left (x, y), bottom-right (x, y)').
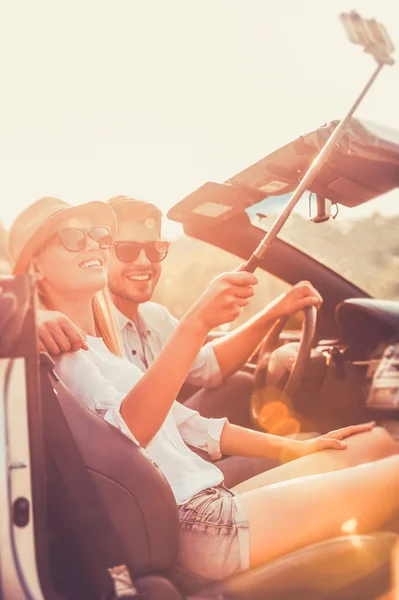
top-left (1, 118), bottom-right (399, 600)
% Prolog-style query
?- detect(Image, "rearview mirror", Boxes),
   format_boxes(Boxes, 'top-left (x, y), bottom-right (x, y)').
top-left (311, 195), bottom-right (334, 223)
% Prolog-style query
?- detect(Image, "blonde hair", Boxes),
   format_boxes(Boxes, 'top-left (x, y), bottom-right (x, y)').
top-left (92, 288), bottom-right (124, 358)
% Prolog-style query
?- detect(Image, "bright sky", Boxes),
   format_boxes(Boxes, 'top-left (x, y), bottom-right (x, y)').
top-left (1, 0), bottom-right (398, 237)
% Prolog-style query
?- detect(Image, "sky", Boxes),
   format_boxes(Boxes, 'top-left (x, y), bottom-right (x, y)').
top-left (1, 0), bottom-right (398, 237)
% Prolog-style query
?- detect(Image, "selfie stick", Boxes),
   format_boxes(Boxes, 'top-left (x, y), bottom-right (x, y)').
top-left (241, 11), bottom-right (395, 273)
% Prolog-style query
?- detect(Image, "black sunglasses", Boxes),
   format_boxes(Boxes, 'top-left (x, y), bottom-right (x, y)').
top-left (114, 240), bottom-right (171, 263)
top-left (52, 227), bottom-right (112, 252)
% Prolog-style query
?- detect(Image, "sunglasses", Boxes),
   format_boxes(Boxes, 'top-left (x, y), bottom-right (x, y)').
top-left (52, 227), bottom-right (112, 252)
top-left (114, 240), bottom-right (171, 263)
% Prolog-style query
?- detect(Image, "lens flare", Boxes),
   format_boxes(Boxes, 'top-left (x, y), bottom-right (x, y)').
top-left (257, 398), bottom-right (301, 436)
top-left (341, 518), bottom-right (358, 535)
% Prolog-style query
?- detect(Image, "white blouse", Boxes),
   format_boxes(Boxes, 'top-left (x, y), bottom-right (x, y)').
top-left (54, 336), bottom-right (227, 504)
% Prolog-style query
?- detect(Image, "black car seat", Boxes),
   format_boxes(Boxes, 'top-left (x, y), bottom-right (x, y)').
top-left (40, 356), bottom-right (398, 600)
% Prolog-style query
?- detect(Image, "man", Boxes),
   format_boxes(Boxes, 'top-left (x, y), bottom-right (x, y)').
top-left (37, 195), bottom-right (322, 485)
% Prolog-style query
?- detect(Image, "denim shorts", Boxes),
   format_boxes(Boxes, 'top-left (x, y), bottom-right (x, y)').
top-left (176, 484), bottom-right (250, 580)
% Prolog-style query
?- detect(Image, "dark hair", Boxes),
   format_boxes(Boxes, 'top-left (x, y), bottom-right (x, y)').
top-left (107, 196), bottom-right (162, 234)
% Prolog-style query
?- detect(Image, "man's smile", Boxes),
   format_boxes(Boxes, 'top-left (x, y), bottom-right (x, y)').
top-left (125, 272), bottom-right (153, 282)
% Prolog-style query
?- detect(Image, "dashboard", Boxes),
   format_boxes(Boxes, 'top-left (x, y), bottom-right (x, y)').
top-left (335, 299), bottom-right (399, 412)
top-left (292, 298), bottom-right (399, 431)
top-left (366, 343), bottom-right (399, 410)
top-left (337, 299), bottom-right (399, 348)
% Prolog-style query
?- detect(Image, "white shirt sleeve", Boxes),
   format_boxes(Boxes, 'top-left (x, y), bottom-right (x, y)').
top-left (54, 350), bottom-right (140, 445)
top-left (171, 401), bottom-right (228, 460)
top-left (154, 305), bottom-right (223, 388)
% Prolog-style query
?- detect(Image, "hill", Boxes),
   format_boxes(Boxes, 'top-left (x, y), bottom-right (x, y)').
top-left (153, 211), bottom-right (399, 328)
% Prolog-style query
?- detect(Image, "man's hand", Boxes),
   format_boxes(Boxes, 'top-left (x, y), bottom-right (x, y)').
top-left (288, 422), bottom-right (376, 461)
top-left (185, 270), bottom-right (258, 333)
top-left (269, 281), bottom-right (323, 318)
top-left (36, 309), bottom-right (88, 355)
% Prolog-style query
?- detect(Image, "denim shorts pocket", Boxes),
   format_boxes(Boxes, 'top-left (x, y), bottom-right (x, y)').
top-left (177, 487), bottom-right (250, 580)
top-left (181, 489), bottom-right (217, 524)
top-left (180, 487), bottom-right (235, 528)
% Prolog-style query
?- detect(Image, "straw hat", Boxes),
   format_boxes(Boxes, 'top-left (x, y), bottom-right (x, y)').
top-left (9, 197), bottom-right (117, 274)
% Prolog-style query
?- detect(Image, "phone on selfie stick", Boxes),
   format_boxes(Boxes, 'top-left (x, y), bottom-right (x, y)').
top-left (239, 11), bottom-right (395, 275)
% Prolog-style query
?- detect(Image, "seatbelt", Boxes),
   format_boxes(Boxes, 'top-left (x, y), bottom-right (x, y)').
top-left (40, 354), bottom-right (144, 600)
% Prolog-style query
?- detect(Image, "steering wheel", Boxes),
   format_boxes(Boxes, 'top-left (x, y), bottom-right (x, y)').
top-left (250, 305), bottom-right (317, 429)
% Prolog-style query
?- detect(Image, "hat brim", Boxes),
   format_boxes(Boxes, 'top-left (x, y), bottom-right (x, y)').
top-left (13, 201), bottom-right (117, 274)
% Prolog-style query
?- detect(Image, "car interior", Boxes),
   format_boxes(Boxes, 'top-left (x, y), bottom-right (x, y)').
top-left (170, 119), bottom-right (399, 435)
top-left (1, 118), bottom-right (399, 599)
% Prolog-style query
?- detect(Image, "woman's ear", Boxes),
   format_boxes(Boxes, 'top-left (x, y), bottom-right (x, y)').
top-left (31, 257), bottom-right (45, 281)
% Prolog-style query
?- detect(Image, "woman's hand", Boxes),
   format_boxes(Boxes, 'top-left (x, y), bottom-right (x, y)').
top-left (184, 270), bottom-right (258, 333)
top-left (293, 422), bottom-right (376, 460)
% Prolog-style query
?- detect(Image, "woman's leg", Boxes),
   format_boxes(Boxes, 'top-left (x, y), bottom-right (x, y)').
top-left (239, 454), bottom-right (399, 568)
top-left (234, 426), bottom-right (398, 493)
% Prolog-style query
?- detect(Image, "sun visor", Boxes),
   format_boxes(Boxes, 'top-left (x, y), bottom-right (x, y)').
top-left (168, 118), bottom-right (399, 226)
top-left (228, 118), bottom-right (399, 208)
top-left (167, 182), bottom-right (266, 228)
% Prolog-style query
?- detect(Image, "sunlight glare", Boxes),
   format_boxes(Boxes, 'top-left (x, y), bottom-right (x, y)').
top-left (341, 518), bottom-right (358, 535)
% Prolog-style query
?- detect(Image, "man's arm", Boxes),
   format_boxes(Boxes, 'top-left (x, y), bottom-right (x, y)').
top-left (212, 281), bottom-right (322, 379)
top-left (36, 309), bottom-right (88, 354)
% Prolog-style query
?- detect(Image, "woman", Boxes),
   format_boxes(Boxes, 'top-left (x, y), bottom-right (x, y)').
top-left (9, 196), bottom-right (399, 581)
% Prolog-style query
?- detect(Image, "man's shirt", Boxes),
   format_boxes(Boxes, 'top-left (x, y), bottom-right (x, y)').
top-left (113, 302), bottom-right (223, 388)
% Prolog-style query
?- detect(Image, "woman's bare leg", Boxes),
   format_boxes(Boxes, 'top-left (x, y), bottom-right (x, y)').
top-left (234, 426), bottom-right (398, 493)
top-left (239, 454), bottom-right (399, 568)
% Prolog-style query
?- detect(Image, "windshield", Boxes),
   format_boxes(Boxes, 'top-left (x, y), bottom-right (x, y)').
top-left (245, 189), bottom-right (399, 299)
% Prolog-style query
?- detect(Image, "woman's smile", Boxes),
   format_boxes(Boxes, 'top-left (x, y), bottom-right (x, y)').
top-left (78, 257), bottom-right (104, 269)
